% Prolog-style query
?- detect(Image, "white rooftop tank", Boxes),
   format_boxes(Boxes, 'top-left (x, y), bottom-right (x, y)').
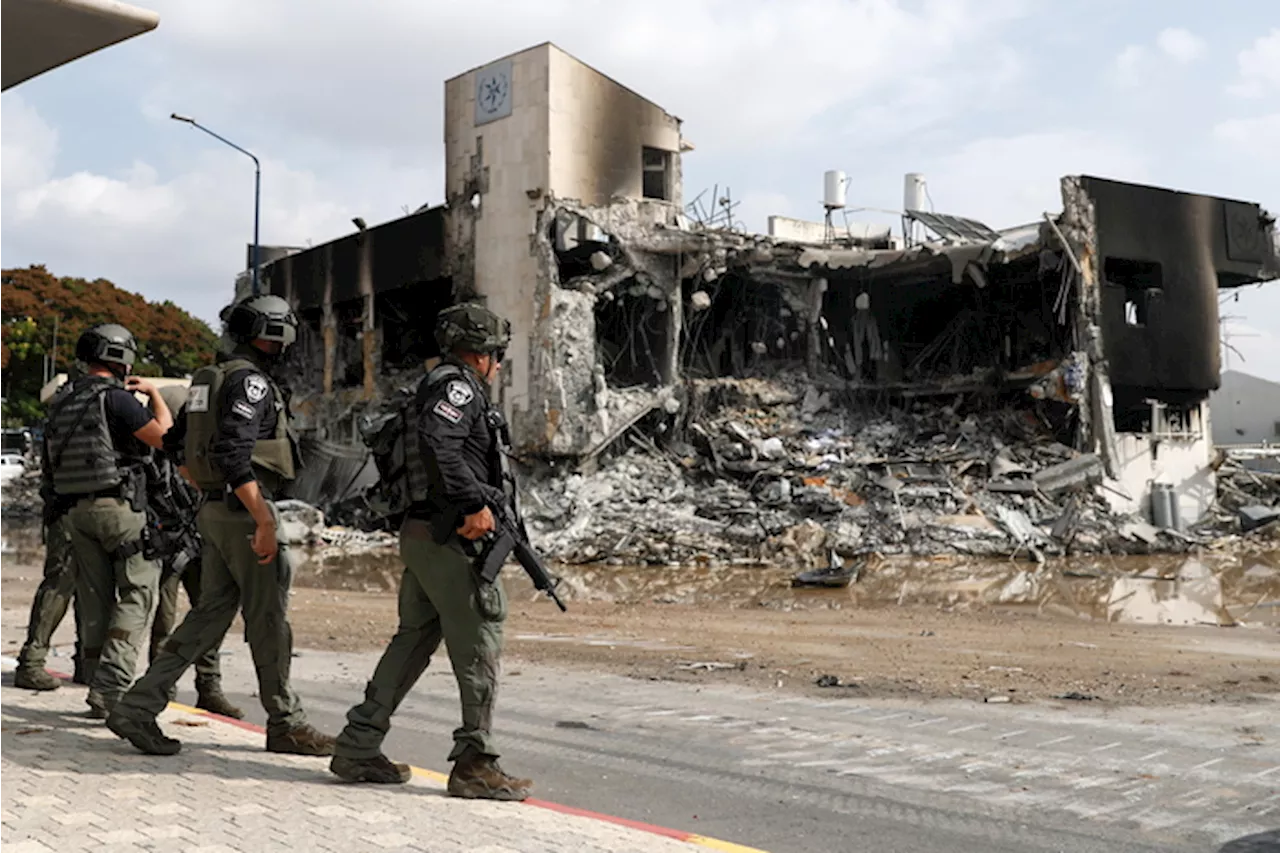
top-left (904, 173), bottom-right (927, 212)
top-left (823, 170), bottom-right (846, 209)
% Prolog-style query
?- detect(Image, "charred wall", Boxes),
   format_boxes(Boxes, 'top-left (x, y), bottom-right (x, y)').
top-left (1085, 176), bottom-right (1278, 402)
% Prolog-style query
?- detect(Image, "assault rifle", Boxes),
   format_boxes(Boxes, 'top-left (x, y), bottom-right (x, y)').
top-left (142, 457), bottom-right (202, 578)
top-left (476, 497), bottom-right (567, 612)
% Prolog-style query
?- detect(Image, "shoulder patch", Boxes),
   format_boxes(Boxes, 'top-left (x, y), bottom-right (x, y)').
top-left (187, 385), bottom-right (210, 413)
top-left (446, 380), bottom-right (474, 407)
top-left (244, 374), bottom-right (269, 403)
top-left (432, 399), bottom-right (464, 424)
top-left (232, 400), bottom-right (256, 420)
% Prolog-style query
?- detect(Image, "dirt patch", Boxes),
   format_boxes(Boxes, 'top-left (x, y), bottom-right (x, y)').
top-left (271, 584), bottom-right (1279, 707)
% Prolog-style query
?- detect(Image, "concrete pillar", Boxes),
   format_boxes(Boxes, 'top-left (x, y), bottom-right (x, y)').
top-left (322, 245), bottom-right (335, 397)
top-left (660, 263), bottom-right (682, 385)
top-left (359, 234), bottom-right (377, 400)
top-left (806, 277), bottom-right (828, 376)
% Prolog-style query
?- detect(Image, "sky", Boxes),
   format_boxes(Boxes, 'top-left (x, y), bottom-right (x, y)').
top-left (2, 0), bottom-right (1279, 379)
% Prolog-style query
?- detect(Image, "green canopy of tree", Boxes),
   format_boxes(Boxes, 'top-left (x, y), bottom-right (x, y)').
top-left (1, 265), bottom-right (218, 426)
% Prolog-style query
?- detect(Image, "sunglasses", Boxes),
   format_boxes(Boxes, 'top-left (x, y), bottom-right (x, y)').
top-left (491, 347), bottom-right (506, 363)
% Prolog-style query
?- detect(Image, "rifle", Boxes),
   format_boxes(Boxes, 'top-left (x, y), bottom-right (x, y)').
top-left (142, 457), bottom-right (202, 579)
top-left (475, 497), bottom-right (567, 612)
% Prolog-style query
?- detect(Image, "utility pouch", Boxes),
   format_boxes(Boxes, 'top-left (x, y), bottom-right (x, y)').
top-left (225, 487), bottom-right (246, 513)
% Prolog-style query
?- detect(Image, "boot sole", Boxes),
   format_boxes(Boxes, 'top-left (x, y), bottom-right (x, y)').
top-left (13, 678), bottom-right (61, 692)
top-left (267, 743), bottom-right (335, 756)
top-left (106, 716), bottom-right (182, 756)
top-left (446, 786), bottom-right (530, 801)
top-left (196, 703), bottom-right (245, 720)
top-left (331, 770), bottom-right (412, 784)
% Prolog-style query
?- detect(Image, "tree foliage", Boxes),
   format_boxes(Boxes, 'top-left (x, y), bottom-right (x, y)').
top-left (1, 265), bottom-right (218, 426)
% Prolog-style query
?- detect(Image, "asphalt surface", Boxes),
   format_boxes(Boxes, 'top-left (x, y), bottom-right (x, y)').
top-left (181, 643), bottom-right (1280, 853)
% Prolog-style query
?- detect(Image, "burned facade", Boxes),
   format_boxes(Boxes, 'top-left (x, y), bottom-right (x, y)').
top-left (244, 42), bottom-right (1279, 533)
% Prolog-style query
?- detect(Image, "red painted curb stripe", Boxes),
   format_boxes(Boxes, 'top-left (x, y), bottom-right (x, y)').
top-left (524, 797), bottom-right (694, 841)
top-left (41, 668), bottom-right (763, 851)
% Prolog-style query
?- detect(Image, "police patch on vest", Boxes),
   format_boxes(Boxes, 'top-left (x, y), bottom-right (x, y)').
top-left (244, 374), bottom-right (269, 403)
top-left (187, 385), bottom-right (210, 413)
top-left (232, 400), bottom-right (256, 420)
top-left (446, 380), bottom-right (474, 407)
top-left (433, 399), bottom-right (463, 424)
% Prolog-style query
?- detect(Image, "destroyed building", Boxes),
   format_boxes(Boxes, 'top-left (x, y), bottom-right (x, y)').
top-left (236, 43), bottom-right (1280, 555)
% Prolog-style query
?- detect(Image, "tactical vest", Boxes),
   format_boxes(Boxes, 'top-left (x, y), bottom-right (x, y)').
top-left (185, 357), bottom-right (295, 492)
top-left (45, 375), bottom-right (132, 497)
top-left (364, 363), bottom-right (496, 517)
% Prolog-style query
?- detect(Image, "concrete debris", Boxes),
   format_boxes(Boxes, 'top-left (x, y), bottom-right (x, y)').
top-left (518, 371), bottom-right (1271, 567)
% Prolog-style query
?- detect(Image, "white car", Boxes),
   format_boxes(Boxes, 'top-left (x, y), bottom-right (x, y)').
top-left (0, 454), bottom-right (28, 485)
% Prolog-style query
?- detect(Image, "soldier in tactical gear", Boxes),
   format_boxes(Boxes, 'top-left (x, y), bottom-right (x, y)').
top-left (12, 509), bottom-right (82, 691)
top-left (145, 384), bottom-right (242, 719)
top-left (109, 294), bottom-right (334, 756)
top-left (42, 324), bottom-right (173, 717)
top-left (330, 302), bottom-right (532, 800)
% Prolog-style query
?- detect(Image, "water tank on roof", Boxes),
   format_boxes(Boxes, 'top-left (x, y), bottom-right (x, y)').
top-left (904, 173), bottom-right (927, 212)
top-left (823, 170), bottom-right (846, 209)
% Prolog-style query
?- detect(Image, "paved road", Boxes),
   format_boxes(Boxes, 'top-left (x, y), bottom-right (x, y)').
top-left (181, 639), bottom-right (1280, 853)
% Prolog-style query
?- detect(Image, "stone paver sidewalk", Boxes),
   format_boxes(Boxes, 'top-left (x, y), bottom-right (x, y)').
top-left (1, 676), bottom-right (757, 853)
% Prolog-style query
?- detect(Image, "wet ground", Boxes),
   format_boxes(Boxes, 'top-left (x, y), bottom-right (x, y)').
top-left (4, 518), bottom-right (1278, 707)
top-left (278, 525), bottom-right (1280, 630)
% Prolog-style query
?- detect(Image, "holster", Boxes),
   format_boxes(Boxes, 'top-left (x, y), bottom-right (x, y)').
top-left (125, 467), bottom-right (147, 513)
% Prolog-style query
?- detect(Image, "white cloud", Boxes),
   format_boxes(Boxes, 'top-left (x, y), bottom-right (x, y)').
top-left (1, 98), bottom-right (380, 324)
top-left (1156, 28), bottom-right (1206, 64)
top-left (1229, 28), bottom-right (1280, 97)
top-left (1212, 113), bottom-right (1280, 160)
top-left (1111, 44), bottom-right (1149, 87)
top-left (137, 0), bottom-right (1031, 157)
top-left (917, 131), bottom-right (1149, 229)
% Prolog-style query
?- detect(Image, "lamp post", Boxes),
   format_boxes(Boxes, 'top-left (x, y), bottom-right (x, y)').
top-left (170, 113), bottom-right (261, 296)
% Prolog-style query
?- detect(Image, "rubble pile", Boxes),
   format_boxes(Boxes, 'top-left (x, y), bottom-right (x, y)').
top-left (0, 470), bottom-right (43, 520)
top-left (523, 371), bottom-right (1194, 567)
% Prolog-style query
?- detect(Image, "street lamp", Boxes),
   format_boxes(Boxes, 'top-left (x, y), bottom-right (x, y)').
top-left (170, 113), bottom-right (262, 295)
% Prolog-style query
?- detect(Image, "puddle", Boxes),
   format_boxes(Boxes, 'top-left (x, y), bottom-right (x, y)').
top-left (5, 518), bottom-right (1276, 628)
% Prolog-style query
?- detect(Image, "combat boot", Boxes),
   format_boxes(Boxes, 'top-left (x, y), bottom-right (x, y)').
top-left (196, 687), bottom-right (244, 720)
top-left (85, 692), bottom-right (115, 720)
top-left (266, 723), bottom-right (335, 756)
top-left (447, 748), bottom-right (531, 801)
top-left (106, 712), bottom-right (182, 756)
top-left (13, 667), bottom-right (60, 691)
top-left (330, 754), bottom-right (412, 784)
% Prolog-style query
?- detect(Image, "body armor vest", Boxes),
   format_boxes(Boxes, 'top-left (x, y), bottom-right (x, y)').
top-left (46, 375), bottom-right (132, 496)
top-left (185, 357), bottom-right (295, 492)
top-left (365, 362), bottom-right (498, 518)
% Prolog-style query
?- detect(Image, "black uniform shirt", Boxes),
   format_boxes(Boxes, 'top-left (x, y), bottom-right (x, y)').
top-left (416, 362), bottom-right (499, 517)
top-left (211, 365), bottom-right (280, 490)
top-left (102, 386), bottom-right (153, 457)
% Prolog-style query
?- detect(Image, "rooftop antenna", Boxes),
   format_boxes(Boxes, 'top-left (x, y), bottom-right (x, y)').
top-left (823, 170), bottom-right (847, 244)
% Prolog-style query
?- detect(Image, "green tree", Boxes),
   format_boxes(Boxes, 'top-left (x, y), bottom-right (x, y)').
top-left (2, 265), bottom-right (218, 426)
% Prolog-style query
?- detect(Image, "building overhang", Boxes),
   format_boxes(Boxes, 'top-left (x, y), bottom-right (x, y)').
top-left (2, 0), bottom-right (160, 91)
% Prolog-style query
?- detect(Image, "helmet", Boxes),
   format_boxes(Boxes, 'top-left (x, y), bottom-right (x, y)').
top-left (225, 294), bottom-right (298, 348)
top-left (74, 324), bottom-right (137, 369)
top-left (433, 302), bottom-right (510, 356)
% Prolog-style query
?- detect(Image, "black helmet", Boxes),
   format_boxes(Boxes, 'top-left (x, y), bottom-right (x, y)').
top-left (225, 294), bottom-right (298, 348)
top-left (75, 324), bottom-right (137, 369)
top-left (434, 302), bottom-right (510, 356)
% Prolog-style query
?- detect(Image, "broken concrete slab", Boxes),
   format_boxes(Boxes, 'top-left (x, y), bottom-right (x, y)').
top-left (1032, 453), bottom-right (1103, 497)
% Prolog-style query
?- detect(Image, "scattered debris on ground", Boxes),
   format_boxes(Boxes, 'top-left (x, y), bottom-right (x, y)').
top-left (518, 371), bottom-right (1279, 567)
